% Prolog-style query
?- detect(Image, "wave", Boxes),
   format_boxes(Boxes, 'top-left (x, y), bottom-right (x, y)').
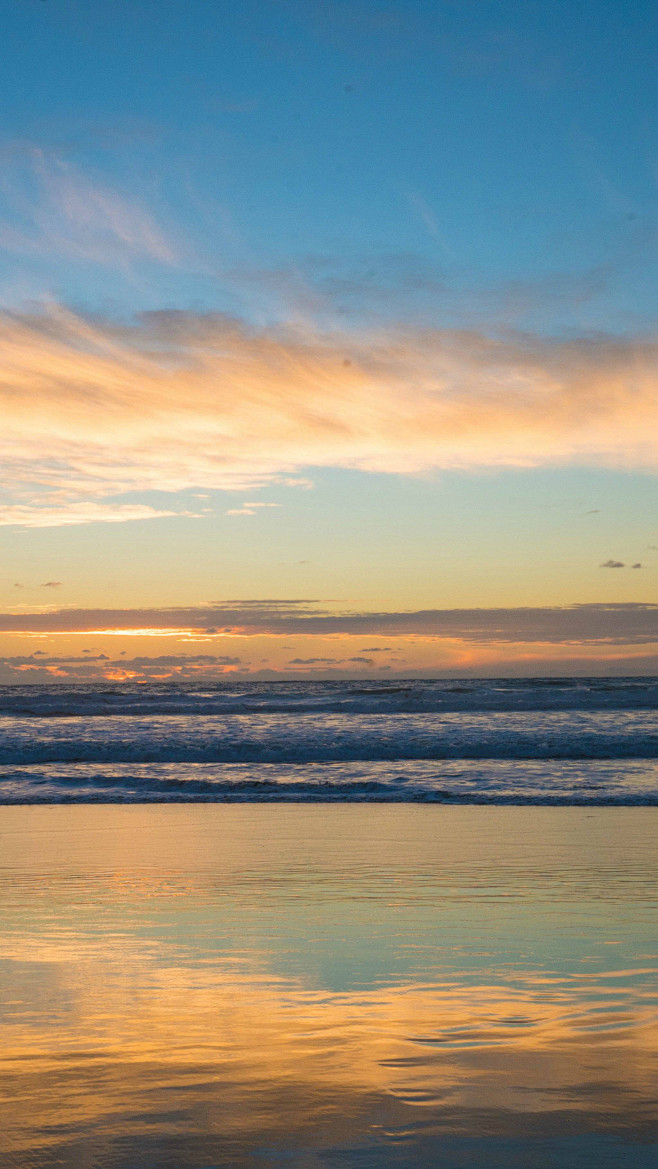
top-left (1, 677), bottom-right (658, 718)
top-left (2, 759), bottom-right (658, 804)
top-left (1, 710), bottom-right (657, 765)
top-left (2, 681), bottom-right (656, 803)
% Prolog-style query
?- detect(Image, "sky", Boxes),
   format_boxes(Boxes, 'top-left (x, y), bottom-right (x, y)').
top-left (0, 0), bottom-right (657, 682)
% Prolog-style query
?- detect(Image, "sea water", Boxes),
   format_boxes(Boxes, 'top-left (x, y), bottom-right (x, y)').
top-left (0, 677), bottom-right (657, 803)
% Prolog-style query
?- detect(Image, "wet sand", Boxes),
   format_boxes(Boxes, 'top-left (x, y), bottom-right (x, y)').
top-left (2, 804), bottom-right (658, 1168)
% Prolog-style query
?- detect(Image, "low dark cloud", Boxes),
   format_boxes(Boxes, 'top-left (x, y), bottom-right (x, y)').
top-left (600, 560), bottom-right (625, 568)
top-left (11, 653), bottom-right (110, 665)
top-left (222, 598), bottom-right (318, 607)
top-left (289, 657), bottom-right (339, 665)
top-left (40, 580), bottom-right (61, 588)
top-left (0, 652), bottom-right (244, 684)
top-left (129, 654), bottom-right (241, 666)
top-left (0, 601), bottom-right (656, 645)
top-left (348, 656), bottom-right (374, 665)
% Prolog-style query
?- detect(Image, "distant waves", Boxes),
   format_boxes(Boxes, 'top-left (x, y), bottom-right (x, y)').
top-left (1, 676), bottom-right (657, 718)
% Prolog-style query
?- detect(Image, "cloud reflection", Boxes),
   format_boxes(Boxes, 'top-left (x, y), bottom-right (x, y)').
top-left (2, 806), bottom-right (658, 1165)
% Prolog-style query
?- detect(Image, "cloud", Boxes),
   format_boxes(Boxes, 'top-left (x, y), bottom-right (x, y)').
top-left (600, 559), bottom-right (625, 568)
top-left (3, 645), bottom-right (658, 683)
top-left (0, 145), bottom-right (174, 267)
top-left (1, 307), bottom-right (658, 525)
top-left (0, 601), bottom-right (656, 646)
top-left (348, 656), bottom-right (375, 664)
top-left (226, 501), bottom-right (281, 516)
top-left (0, 652), bottom-right (243, 683)
top-left (294, 250), bottom-right (448, 303)
top-left (40, 581), bottom-right (61, 588)
top-left (0, 502), bottom-right (199, 529)
top-left (288, 657), bottom-right (340, 665)
top-left (632, 563), bottom-right (643, 569)
top-left (130, 654), bottom-right (241, 665)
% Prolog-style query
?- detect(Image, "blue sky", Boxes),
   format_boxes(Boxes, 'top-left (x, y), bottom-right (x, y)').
top-left (3, 0), bottom-right (658, 327)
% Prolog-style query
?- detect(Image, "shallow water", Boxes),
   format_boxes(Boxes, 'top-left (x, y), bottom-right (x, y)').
top-left (1, 804), bottom-right (658, 1167)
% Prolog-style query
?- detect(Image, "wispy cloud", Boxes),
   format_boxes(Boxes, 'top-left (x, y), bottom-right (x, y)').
top-left (1, 306), bottom-right (658, 526)
top-left (0, 601), bottom-right (656, 645)
top-left (0, 502), bottom-right (200, 528)
top-left (226, 502), bottom-right (281, 516)
top-left (0, 145), bottom-right (175, 268)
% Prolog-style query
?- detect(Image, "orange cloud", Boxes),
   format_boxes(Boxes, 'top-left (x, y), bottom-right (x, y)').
top-left (1, 307), bottom-right (657, 525)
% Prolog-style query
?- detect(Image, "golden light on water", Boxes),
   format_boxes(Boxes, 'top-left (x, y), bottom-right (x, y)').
top-left (2, 806), bottom-right (658, 1166)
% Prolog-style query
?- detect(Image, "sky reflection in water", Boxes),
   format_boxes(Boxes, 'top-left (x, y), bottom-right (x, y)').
top-left (1, 805), bottom-right (658, 1168)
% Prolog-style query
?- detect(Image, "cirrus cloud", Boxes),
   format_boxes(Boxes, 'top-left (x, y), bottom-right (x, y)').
top-left (0, 145), bottom-right (175, 267)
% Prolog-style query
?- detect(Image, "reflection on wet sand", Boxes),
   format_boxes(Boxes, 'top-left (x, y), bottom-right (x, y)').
top-left (1, 805), bottom-right (658, 1168)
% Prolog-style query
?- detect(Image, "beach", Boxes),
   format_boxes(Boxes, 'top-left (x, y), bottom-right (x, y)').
top-left (2, 803), bottom-right (658, 1168)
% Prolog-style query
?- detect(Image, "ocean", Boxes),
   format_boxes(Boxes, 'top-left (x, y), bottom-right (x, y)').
top-left (1, 676), bottom-right (657, 804)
